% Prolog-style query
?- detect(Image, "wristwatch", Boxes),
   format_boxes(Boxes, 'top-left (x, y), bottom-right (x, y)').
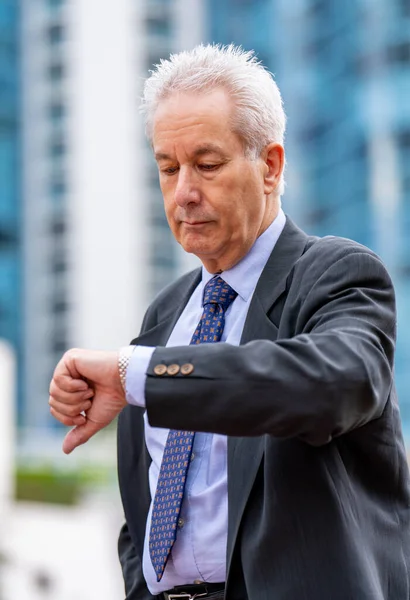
top-left (118, 346), bottom-right (135, 392)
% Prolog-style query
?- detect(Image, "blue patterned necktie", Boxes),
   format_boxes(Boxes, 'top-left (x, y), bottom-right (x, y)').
top-left (149, 276), bottom-right (237, 581)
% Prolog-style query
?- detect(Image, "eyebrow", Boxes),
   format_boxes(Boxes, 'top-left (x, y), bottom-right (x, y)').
top-left (155, 144), bottom-right (226, 162)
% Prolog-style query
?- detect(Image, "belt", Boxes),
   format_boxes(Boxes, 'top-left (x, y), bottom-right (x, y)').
top-left (162, 581), bottom-right (225, 600)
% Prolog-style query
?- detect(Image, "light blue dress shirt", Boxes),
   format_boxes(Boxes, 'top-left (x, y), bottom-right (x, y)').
top-left (126, 209), bottom-right (286, 595)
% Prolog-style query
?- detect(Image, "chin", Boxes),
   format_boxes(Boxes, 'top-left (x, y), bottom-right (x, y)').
top-left (181, 238), bottom-right (215, 258)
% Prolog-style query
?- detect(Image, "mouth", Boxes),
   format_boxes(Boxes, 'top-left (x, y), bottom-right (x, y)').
top-left (182, 220), bottom-right (210, 227)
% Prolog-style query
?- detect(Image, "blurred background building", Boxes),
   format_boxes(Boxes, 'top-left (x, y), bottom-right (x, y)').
top-left (209, 0), bottom-right (410, 432)
top-left (0, 0), bottom-right (21, 412)
top-left (1, 0), bottom-right (410, 597)
top-left (21, 0), bottom-right (148, 431)
top-left (20, 0), bottom-right (201, 431)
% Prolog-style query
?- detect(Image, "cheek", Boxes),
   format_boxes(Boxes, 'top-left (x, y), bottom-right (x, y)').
top-left (219, 181), bottom-right (264, 238)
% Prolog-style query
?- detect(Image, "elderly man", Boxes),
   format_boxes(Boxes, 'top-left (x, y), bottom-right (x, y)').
top-left (49, 45), bottom-right (410, 600)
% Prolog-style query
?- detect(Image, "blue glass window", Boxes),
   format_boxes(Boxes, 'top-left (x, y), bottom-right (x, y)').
top-left (49, 138), bottom-right (66, 157)
top-left (146, 15), bottom-right (171, 36)
top-left (50, 178), bottom-right (66, 201)
top-left (48, 62), bottom-right (65, 81)
top-left (387, 43), bottom-right (410, 64)
top-left (48, 0), bottom-right (65, 8)
top-left (47, 24), bottom-right (64, 45)
top-left (48, 102), bottom-right (65, 124)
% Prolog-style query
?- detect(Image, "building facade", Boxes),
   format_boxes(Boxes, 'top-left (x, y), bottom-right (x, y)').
top-left (207, 0), bottom-right (410, 436)
top-left (0, 0), bottom-right (22, 418)
top-left (21, 0), bottom-right (148, 429)
top-left (140, 0), bottom-right (203, 294)
top-left (19, 0), bottom-right (201, 430)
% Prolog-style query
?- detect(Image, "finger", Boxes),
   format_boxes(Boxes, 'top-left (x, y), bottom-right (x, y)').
top-left (52, 350), bottom-right (90, 392)
top-left (62, 420), bottom-right (103, 454)
top-left (52, 373), bottom-right (89, 394)
top-left (63, 348), bottom-right (86, 381)
top-left (49, 396), bottom-right (92, 419)
top-left (50, 406), bottom-right (86, 427)
top-left (49, 381), bottom-right (94, 404)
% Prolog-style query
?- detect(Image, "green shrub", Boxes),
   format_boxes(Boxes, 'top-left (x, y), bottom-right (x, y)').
top-left (15, 464), bottom-right (112, 505)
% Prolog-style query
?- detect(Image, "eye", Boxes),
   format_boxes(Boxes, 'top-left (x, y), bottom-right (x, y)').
top-left (161, 166), bottom-right (179, 175)
top-left (198, 164), bottom-right (220, 171)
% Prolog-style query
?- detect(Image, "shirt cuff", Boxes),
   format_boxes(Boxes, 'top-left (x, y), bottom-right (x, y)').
top-left (125, 346), bottom-right (156, 408)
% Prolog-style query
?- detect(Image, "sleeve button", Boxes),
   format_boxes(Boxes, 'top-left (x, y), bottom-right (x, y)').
top-left (180, 363), bottom-right (194, 375)
top-left (153, 364), bottom-right (167, 376)
top-left (166, 364), bottom-right (180, 376)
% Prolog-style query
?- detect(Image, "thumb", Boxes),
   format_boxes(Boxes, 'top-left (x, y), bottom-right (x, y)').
top-left (62, 419), bottom-right (104, 454)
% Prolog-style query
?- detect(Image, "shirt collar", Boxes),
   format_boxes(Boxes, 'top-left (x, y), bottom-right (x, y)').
top-left (201, 208), bottom-right (286, 302)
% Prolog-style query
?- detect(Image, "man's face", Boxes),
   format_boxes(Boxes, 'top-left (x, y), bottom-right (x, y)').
top-left (152, 88), bottom-right (280, 272)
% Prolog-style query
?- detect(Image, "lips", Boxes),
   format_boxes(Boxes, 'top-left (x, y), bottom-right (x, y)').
top-left (182, 220), bottom-right (210, 226)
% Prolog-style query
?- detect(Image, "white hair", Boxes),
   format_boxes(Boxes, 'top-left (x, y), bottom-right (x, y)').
top-left (142, 44), bottom-right (287, 196)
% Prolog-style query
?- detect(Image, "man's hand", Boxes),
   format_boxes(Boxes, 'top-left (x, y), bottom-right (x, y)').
top-left (49, 349), bottom-right (127, 454)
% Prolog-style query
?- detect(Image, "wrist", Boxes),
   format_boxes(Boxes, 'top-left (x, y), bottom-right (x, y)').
top-left (118, 346), bottom-right (136, 394)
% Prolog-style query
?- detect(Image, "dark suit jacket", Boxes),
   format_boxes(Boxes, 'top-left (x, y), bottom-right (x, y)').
top-left (117, 217), bottom-right (410, 599)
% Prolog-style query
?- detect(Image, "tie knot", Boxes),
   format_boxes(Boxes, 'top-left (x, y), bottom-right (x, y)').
top-left (203, 276), bottom-right (237, 310)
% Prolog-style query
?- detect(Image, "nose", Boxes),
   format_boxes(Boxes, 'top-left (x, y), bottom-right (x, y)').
top-left (174, 166), bottom-right (201, 207)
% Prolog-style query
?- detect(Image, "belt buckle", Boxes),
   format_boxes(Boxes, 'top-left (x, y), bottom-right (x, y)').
top-left (167, 593), bottom-right (208, 600)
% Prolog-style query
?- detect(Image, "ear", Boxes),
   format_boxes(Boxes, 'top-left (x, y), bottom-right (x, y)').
top-left (262, 143), bottom-right (285, 195)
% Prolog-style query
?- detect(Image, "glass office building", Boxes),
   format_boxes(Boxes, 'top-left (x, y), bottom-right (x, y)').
top-left (0, 0), bottom-right (22, 415)
top-left (18, 0), bottom-right (200, 431)
top-left (142, 0), bottom-right (180, 296)
top-left (141, 0), bottom-right (205, 295)
top-left (207, 0), bottom-right (410, 436)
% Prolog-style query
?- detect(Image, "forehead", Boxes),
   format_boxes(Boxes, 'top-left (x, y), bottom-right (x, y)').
top-left (152, 89), bottom-right (242, 156)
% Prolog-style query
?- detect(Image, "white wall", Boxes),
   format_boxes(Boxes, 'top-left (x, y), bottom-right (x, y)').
top-left (0, 340), bottom-right (15, 509)
top-left (68, 0), bottom-right (149, 350)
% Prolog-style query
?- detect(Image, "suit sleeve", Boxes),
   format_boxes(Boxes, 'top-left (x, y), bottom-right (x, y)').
top-left (144, 250), bottom-right (396, 446)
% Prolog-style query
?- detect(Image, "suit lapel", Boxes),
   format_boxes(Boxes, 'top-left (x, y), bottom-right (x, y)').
top-left (242, 215), bottom-right (310, 319)
top-left (226, 216), bottom-right (309, 574)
